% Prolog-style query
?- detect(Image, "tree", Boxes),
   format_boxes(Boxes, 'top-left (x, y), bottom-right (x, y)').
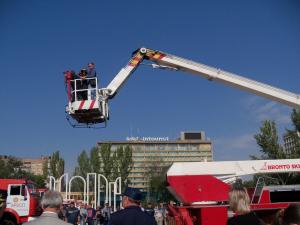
top-left (253, 120), bottom-right (286, 160)
top-left (48, 151), bottom-right (65, 179)
top-left (90, 146), bottom-right (101, 174)
top-left (114, 145), bottom-right (133, 187)
top-left (99, 144), bottom-right (114, 180)
top-left (252, 110), bottom-right (300, 185)
top-left (73, 150), bottom-right (91, 192)
top-left (74, 150), bottom-right (91, 177)
top-left (0, 156), bottom-right (46, 188)
top-left (143, 155), bottom-right (174, 202)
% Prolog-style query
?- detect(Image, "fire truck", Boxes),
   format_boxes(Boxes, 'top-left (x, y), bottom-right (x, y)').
top-left (0, 179), bottom-right (42, 225)
top-left (64, 47), bottom-right (300, 224)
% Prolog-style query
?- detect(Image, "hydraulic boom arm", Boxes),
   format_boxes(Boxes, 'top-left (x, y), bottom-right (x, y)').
top-left (104, 47), bottom-right (300, 109)
top-left (65, 47), bottom-right (300, 127)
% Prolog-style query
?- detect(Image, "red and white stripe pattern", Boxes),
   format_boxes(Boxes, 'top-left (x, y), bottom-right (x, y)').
top-left (71, 100), bottom-right (98, 110)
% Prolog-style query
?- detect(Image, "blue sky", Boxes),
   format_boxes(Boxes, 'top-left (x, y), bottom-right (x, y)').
top-left (1, 0), bottom-right (300, 172)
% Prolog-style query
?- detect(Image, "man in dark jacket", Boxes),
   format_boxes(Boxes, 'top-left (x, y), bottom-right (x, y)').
top-left (65, 202), bottom-right (80, 225)
top-left (109, 187), bottom-right (156, 225)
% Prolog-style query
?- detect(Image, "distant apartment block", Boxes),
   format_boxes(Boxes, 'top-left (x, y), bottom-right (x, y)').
top-left (98, 131), bottom-right (213, 191)
top-left (283, 131), bottom-right (300, 156)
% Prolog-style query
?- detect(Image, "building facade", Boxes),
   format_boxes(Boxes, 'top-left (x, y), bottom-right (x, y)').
top-left (283, 131), bottom-right (300, 156)
top-left (0, 155), bottom-right (50, 176)
top-left (98, 131), bottom-right (213, 191)
top-left (21, 156), bottom-right (50, 176)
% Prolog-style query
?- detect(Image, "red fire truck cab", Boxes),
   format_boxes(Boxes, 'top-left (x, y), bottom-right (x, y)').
top-left (0, 179), bottom-right (42, 225)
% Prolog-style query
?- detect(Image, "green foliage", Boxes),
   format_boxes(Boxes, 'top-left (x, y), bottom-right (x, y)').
top-left (0, 156), bottom-right (25, 178)
top-left (117, 145), bottom-right (133, 187)
top-left (143, 156), bottom-right (174, 203)
top-left (90, 146), bottom-right (101, 173)
top-left (48, 151), bottom-right (65, 179)
top-left (72, 145), bottom-right (133, 194)
top-left (99, 144), bottom-right (114, 180)
top-left (252, 110), bottom-right (300, 185)
top-left (0, 156), bottom-right (46, 188)
top-left (74, 150), bottom-right (91, 177)
top-left (253, 120), bottom-right (286, 159)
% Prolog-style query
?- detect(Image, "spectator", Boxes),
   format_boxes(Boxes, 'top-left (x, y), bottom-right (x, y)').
top-left (109, 187), bottom-right (156, 225)
top-left (24, 191), bottom-right (69, 225)
top-left (86, 204), bottom-right (96, 225)
top-left (95, 206), bottom-right (104, 225)
top-left (79, 203), bottom-right (87, 225)
top-left (282, 204), bottom-right (300, 225)
top-left (154, 204), bottom-right (164, 225)
top-left (65, 202), bottom-right (80, 225)
top-left (58, 204), bottom-right (66, 221)
top-left (227, 187), bottom-right (264, 225)
top-left (145, 203), bottom-right (155, 217)
top-left (102, 203), bottom-right (111, 225)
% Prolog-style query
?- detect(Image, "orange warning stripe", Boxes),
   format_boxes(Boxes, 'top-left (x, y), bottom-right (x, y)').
top-left (146, 51), bottom-right (166, 60)
top-left (128, 53), bottom-right (143, 67)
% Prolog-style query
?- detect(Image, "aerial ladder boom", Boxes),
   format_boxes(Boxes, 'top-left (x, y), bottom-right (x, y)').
top-left (106, 47), bottom-right (300, 108)
top-left (65, 47), bottom-right (300, 126)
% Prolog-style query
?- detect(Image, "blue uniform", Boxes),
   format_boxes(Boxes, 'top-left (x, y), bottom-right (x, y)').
top-left (109, 206), bottom-right (157, 225)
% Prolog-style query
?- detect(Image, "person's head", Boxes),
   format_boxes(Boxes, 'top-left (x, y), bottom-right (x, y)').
top-left (122, 187), bottom-right (143, 208)
top-left (88, 62), bottom-right (95, 70)
top-left (282, 204), bottom-right (300, 225)
top-left (80, 69), bottom-right (87, 77)
top-left (228, 187), bottom-right (250, 215)
top-left (70, 202), bottom-right (75, 208)
top-left (105, 202), bottom-right (109, 208)
top-left (148, 203), bottom-right (152, 208)
top-left (41, 191), bottom-right (63, 213)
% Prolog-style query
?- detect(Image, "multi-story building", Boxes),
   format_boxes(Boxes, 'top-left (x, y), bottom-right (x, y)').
top-left (21, 156), bottom-right (50, 176)
top-left (98, 131), bottom-right (213, 191)
top-left (283, 131), bottom-right (300, 156)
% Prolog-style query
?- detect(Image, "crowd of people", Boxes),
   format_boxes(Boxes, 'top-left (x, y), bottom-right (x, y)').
top-left (0, 185), bottom-right (300, 225)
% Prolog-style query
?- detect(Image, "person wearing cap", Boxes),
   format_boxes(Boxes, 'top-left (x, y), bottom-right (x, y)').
top-left (24, 191), bottom-right (69, 225)
top-left (109, 187), bottom-right (157, 225)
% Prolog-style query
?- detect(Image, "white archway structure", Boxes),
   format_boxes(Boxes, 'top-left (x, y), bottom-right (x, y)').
top-left (87, 173), bottom-right (97, 207)
top-left (58, 173), bottom-right (69, 200)
top-left (113, 177), bottom-right (122, 212)
top-left (49, 176), bottom-right (56, 191)
top-left (68, 176), bottom-right (87, 203)
top-left (97, 174), bottom-right (108, 207)
top-left (108, 182), bottom-right (114, 207)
